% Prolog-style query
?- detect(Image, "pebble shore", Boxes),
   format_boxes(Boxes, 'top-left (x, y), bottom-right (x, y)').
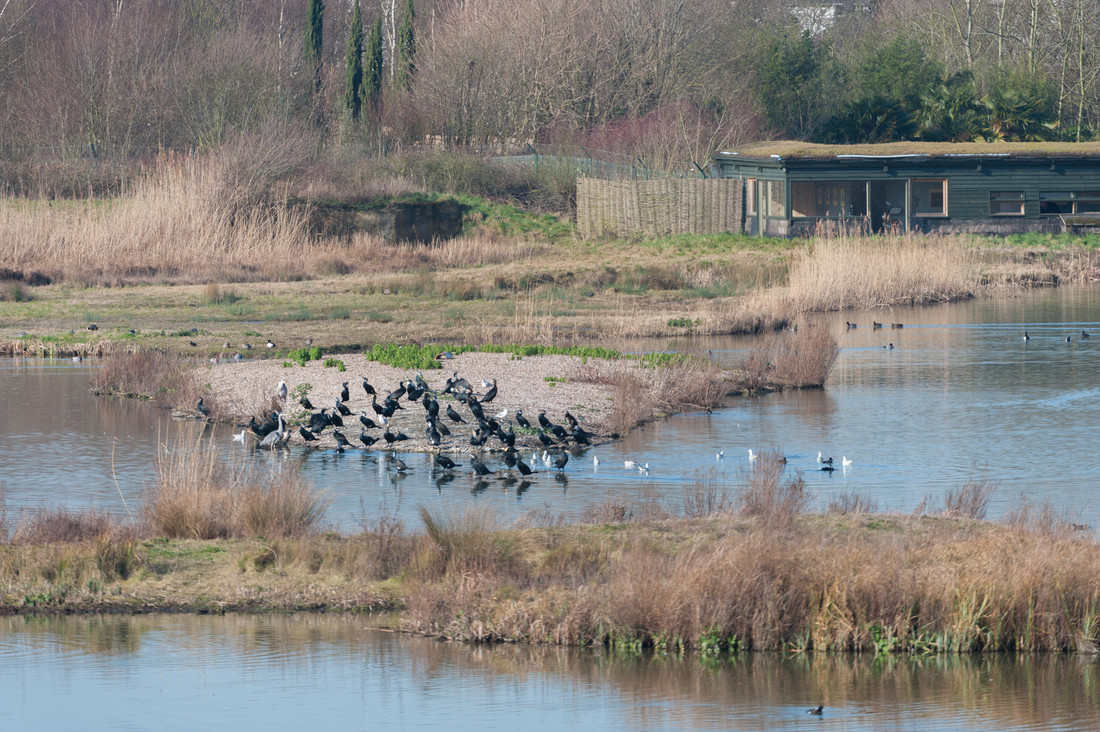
top-left (204, 351), bottom-right (615, 454)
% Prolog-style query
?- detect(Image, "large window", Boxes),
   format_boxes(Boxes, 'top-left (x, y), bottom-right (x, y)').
top-left (1078, 192), bottom-right (1100, 213)
top-left (990, 191), bottom-right (1025, 216)
top-left (1039, 192), bottom-right (1073, 215)
top-left (911, 179), bottom-right (947, 216)
top-left (790, 181), bottom-right (867, 218)
top-left (1041, 191), bottom-right (1100, 215)
top-left (765, 180), bottom-right (785, 219)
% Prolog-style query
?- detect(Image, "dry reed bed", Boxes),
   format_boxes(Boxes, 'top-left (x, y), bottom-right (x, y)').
top-left (3, 479), bottom-right (1098, 655)
top-left (0, 157), bottom-right (544, 286)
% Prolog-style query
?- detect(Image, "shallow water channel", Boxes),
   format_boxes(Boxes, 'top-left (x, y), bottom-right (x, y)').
top-left (4, 286), bottom-right (1100, 729)
top-left (5, 613), bottom-right (1100, 731)
top-left (2, 286), bottom-right (1099, 529)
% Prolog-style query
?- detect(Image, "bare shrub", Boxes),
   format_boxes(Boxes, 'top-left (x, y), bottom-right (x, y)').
top-left (144, 434), bottom-right (325, 539)
top-left (650, 357), bottom-right (730, 412)
top-left (683, 468), bottom-right (734, 518)
top-left (575, 356), bottom-right (728, 435)
top-left (359, 502), bottom-right (412, 579)
top-left (737, 453), bottom-right (811, 526)
top-left (574, 361), bottom-right (652, 435)
top-left (943, 478), bottom-right (996, 520)
top-left (638, 485), bottom-right (672, 523)
top-left (417, 504), bottom-right (515, 577)
top-left (827, 490), bottom-right (878, 515)
top-left (9, 507), bottom-right (116, 545)
top-left (738, 325), bottom-right (838, 390)
top-left (516, 503), bottom-right (567, 529)
top-left (580, 499), bottom-right (633, 525)
top-left (91, 351), bottom-right (213, 414)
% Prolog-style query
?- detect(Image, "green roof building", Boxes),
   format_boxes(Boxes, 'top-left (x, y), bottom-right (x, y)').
top-left (712, 142), bottom-right (1100, 237)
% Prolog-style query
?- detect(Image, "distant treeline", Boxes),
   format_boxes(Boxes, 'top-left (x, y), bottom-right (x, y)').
top-left (0, 0), bottom-right (1097, 191)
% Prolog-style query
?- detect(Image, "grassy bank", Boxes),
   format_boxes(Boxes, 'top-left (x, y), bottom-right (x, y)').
top-left (2, 454), bottom-right (1098, 655)
top-left (4, 231), bottom-right (1094, 358)
top-left (4, 156), bottom-right (1100, 356)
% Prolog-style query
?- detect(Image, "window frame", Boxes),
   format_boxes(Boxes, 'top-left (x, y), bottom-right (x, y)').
top-left (1039, 191), bottom-right (1074, 216)
top-left (790, 180), bottom-right (869, 219)
top-left (990, 191), bottom-right (1026, 217)
top-left (910, 179), bottom-right (948, 217)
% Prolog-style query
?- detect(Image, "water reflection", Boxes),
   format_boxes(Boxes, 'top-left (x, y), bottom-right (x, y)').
top-left (3, 614), bottom-right (1100, 731)
top-left (3, 286), bottom-right (1100, 530)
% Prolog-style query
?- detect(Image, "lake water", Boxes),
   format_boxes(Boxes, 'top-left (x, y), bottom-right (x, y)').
top-left (3, 286), bottom-right (1098, 530)
top-left (4, 287), bottom-right (1100, 730)
top-left (4, 613), bottom-right (1100, 731)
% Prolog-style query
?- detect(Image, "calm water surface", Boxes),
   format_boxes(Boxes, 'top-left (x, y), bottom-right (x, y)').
top-left (4, 613), bottom-right (1100, 731)
top-left (2, 287), bottom-right (1100, 528)
top-left (4, 288), bottom-right (1100, 730)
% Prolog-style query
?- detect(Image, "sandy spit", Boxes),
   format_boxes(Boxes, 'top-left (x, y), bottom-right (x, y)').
top-left (203, 351), bottom-right (614, 455)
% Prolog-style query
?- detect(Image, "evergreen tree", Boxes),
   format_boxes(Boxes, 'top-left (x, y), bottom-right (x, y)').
top-left (304, 0), bottom-right (324, 96)
top-left (752, 25), bottom-right (840, 140)
top-left (396, 0), bottom-right (416, 91)
top-left (363, 16), bottom-right (384, 114)
top-left (344, 0), bottom-right (363, 120)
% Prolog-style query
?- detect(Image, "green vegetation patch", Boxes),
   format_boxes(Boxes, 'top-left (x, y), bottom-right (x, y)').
top-left (456, 194), bottom-right (574, 241)
top-left (365, 343), bottom-right (477, 370)
top-left (287, 345), bottom-right (323, 366)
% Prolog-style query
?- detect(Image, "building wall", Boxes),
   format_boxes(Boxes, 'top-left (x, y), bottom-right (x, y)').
top-left (577, 178), bottom-right (742, 238)
top-left (714, 154), bottom-right (1100, 237)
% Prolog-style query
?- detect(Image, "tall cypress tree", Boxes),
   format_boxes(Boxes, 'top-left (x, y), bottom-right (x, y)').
top-left (396, 0), bottom-right (415, 91)
top-left (344, 0), bottom-right (364, 120)
top-left (363, 16), bottom-right (384, 114)
top-left (304, 0), bottom-right (325, 96)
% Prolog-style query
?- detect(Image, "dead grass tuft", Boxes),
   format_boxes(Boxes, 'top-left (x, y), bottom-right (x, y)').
top-left (417, 504), bottom-right (519, 578)
top-left (144, 433), bottom-right (327, 539)
top-left (943, 478), bottom-right (996, 520)
top-left (737, 452), bottom-right (811, 526)
top-left (738, 325), bottom-right (838, 390)
top-left (9, 506), bottom-right (116, 545)
top-left (683, 468), bottom-right (734, 518)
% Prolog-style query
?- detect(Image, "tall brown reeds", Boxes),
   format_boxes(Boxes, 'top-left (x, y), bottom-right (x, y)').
top-left (737, 452), bottom-right (811, 526)
top-left (682, 468), bottom-right (734, 518)
top-left (576, 356), bottom-right (730, 435)
top-left (0, 153), bottom-right (316, 285)
top-left (92, 351), bottom-right (211, 414)
top-left (784, 232), bottom-right (979, 312)
top-left (401, 505), bottom-right (1100, 654)
top-left (738, 325), bottom-right (838, 390)
top-left (144, 433), bottom-right (327, 539)
top-left (416, 505), bottom-right (522, 578)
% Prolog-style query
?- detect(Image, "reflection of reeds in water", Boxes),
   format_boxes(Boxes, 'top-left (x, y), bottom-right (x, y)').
top-left (11, 614), bottom-right (1100, 728)
top-left (16, 613), bottom-right (1100, 727)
